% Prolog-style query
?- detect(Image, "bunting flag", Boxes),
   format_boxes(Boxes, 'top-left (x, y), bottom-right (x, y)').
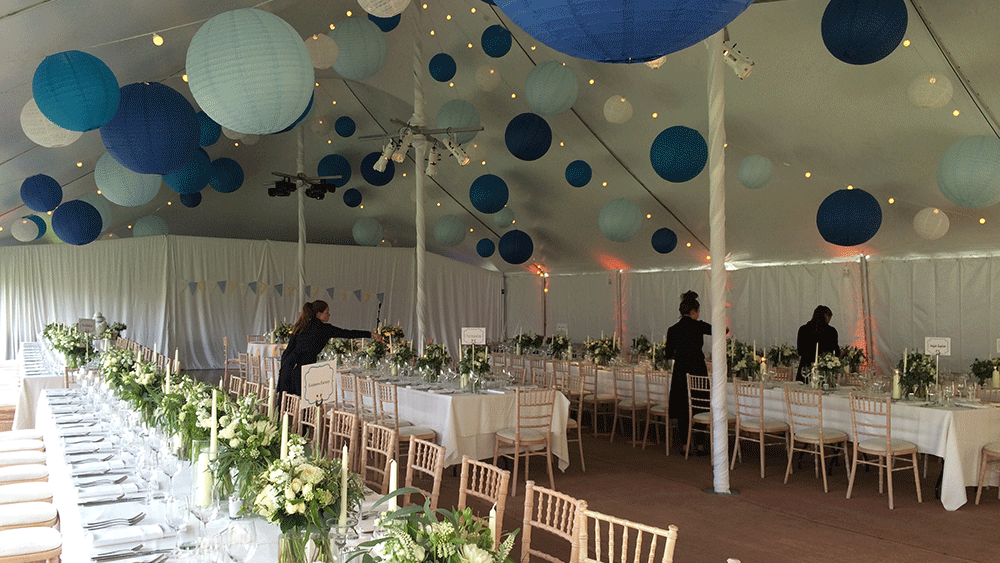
top-left (353, 289), bottom-right (362, 302)
top-left (376, 292), bottom-right (385, 304)
top-left (340, 290), bottom-right (347, 301)
top-left (362, 292), bottom-right (371, 303)
top-left (305, 285), bottom-right (312, 297)
top-left (217, 281), bottom-right (227, 294)
top-left (248, 282), bottom-right (259, 295)
top-left (274, 284), bottom-right (284, 296)
top-left (197, 282), bottom-right (206, 293)
top-left (188, 282), bottom-right (198, 295)
top-left (327, 287), bottom-right (336, 299)
top-left (259, 283), bottom-right (269, 294)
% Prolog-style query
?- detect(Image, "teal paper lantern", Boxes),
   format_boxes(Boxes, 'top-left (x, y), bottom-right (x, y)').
top-left (470, 174), bottom-right (509, 214)
top-left (209, 158), bottom-right (244, 193)
top-left (936, 136), bottom-right (1000, 209)
top-left (429, 53), bottom-right (457, 82)
top-left (565, 160), bottom-right (591, 187)
top-left (434, 215), bottom-right (466, 247)
top-left (11, 215), bottom-right (47, 243)
top-left (435, 99), bottom-right (481, 144)
top-left (197, 111), bottom-right (221, 147)
top-left (737, 154), bottom-right (773, 190)
top-left (32, 50), bottom-right (119, 132)
top-left (368, 13), bottom-right (401, 32)
top-left (133, 215), bottom-right (169, 237)
top-left (651, 228), bottom-right (677, 254)
top-left (21, 174), bottom-right (62, 213)
top-left (482, 25), bottom-right (512, 58)
top-left (163, 149), bottom-right (211, 194)
top-left (493, 207), bottom-right (514, 229)
top-left (353, 218), bottom-right (383, 246)
top-left (525, 61), bottom-right (578, 116)
top-left (318, 154), bottom-right (352, 187)
top-left (477, 238), bottom-right (496, 258)
top-left (186, 9), bottom-right (314, 135)
top-left (330, 18), bottom-right (387, 81)
top-left (52, 200), bottom-right (102, 245)
top-left (335, 116), bottom-right (356, 137)
top-left (650, 126), bottom-right (707, 182)
top-left (95, 152), bottom-right (160, 207)
top-left (599, 198), bottom-right (642, 242)
top-left (499, 229), bottom-right (533, 264)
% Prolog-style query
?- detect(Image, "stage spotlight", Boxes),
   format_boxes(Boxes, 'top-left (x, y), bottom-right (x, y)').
top-left (722, 40), bottom-right (753, 79)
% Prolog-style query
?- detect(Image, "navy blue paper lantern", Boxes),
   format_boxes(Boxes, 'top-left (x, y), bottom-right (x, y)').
top-left (499, 229), bottom-right (533, 265)
top-left (650, 126), bottom-right (707, 183)
top-left (429, 53), bottom-right (457, 82)
top-left (52, 200), bottom-right (102, 245)
top-left (209, 158), bottom-right (244, 193)
top-left (360, 152), bottom-right (394, 186)
top-left (482, 25), bottom-right (512, 58)
top-left (276, 93), bottom-right (314, 133)
top-left (493, 0), bottom-right (753, 63)
top-left (163, 148), bottom-right (211, 194)
top-left (651, 228), bottom-right (677, 254)
top-left (477, 238), bottom-right (496, 258)
top-left (100, 82), bottom-right (199, 175)
top-left (32, 50), bottom-right (120, 132)
top-left (565, 160), bottom-right (591, 187)
top-left (318, 154), bottom-right (351, 187)
top-left (21, 174), bottom-right (63, 212)
top-left (505, 113), bottom-right (551, 161)
top-left (470, 174), bottom-right (509, 214)
top-left (816, 188), bottom-right (882, 246)
top-left (343, 188), bottom-right (363, 207)
top-left (335, 116), bottom-right (356, 137)
top-left (197, 111), bottom-right (221, 146)
top-left (822, 0), bottom-right (907, 66)
top-left (368, 13), bottom-right (401, 32)
top-left (180, 192), bottom-right (202, 208)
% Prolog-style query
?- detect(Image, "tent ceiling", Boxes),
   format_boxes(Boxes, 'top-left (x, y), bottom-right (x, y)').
top-left (2, 0), bottom-right (998, 273)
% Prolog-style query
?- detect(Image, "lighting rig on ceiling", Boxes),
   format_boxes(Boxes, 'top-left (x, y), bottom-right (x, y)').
top-left (360, 118), bottom-right (482, 177)
top-left (722, 27), bottom-right (754, 79)
top-left (267, 171), bottom-right (343, 200)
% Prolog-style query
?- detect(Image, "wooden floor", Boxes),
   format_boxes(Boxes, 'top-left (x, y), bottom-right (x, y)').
top-left (192, 370), bottom-right (999, 563)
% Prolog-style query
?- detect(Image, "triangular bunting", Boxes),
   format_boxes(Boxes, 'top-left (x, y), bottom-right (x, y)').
top-left (376, 292), bottom-right (385, 304)
top-left (362, 292), bottom-right (371, 303)
top-left (189, 282), bottom-right (198, 295)
top-left (248, 281), bottom-right (258, 295)
top-left (259, 283), bottom-right (269, 293)
top-left (197, 281), bottom-right (206, 293)
top-left (217, 281), bottom-right (227, 294)
top-left (274, 283), bottom-right (284, 296)
top-left (340, 290), bottom-right (347, 301)
top-left (353, 289), bottom-right (362, 302)
top-left (305, 285), bottom-right (312, 297)
top-left (327, 287), bottom-right (336, 299)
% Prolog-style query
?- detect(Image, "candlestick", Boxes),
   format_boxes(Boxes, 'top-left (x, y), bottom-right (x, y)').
top-left (280, 413), bottom-right (289, 460)
top-left (935, 353), bottom-right (940, 386)
top-left (210, 389), bottom-right (218, 459)
top-left (488, 504), bottom-right (498, 548)
top-left (267, 376), bottom-right (275, 418)
top-left (814, 342), bottom-right (819, 367)
top-left (153, 343), bottom-right (158, 360)
top-left (752, 341), bottom-right (756, 360)
top-left (388, 459), bottom-right (398, 510)
top-left (196, 451), bottom-right (212, 507)
top-left (339, 445), bottom-right (349, 526)
top-left (903, 348), bottom-right (907, 377)
top-left (992, 366), bottom-right (999, 389)
top-left (892, 369), bottom-right (902, 400)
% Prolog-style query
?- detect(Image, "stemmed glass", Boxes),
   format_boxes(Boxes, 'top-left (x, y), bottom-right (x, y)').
top-left (224, 519), bottom-right (258, 563)
top-left (160, 450), bottom-right (182, 494)
top-left (190, 487), bottom-right (222, 527)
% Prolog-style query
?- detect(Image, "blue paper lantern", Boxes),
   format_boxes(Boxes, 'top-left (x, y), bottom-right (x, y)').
top-left (525, 61), bottom-right (578, 116)
top-left (936, 136), bottom-right (1000, 209)
top-left (470, 175), bottom-right (509, 214)
top-left (435, 99), bottom-right (481, 144)
top-left (52, 200), bottom-right (102, 245)
top-left (163, 148), bottom-right (211, 194)
top-left (330, 18), bottom-right (387, 81)
top-left (20, 174), bottom-right (62, 213)
top-left (275, 93), bottom-right (314, 134)
top-left (493, 1), bottom-right (753, 63)
top-left (822, 0), bottom-right (907, 66)
top-left (95, 152), bottom-right (160, 207)
top-left (505, 113), bottom-right (551, 161)
top-left (78, 194), bottom-right (112, 233)
top-left (737, 154), bottom-right (773, 190)
top-left (360, 152), bottom-right (394, 186)
top-left (599, 198), bottom-right (643, 242)
top-left (187, 9), bottom-right (314, 135)
top-left (493, 207), bottom-right (514, 229)
top-left (100, 82), bottom-right (199, 175)
top-left (651, 228), bottom-right (677, 254)
top-left (482, 25), bottom-right (512, 58)
top-left (650, 126), bottom-right (707, 183)
top-left (11, 215), bottom-right (47, 243)
top-left (816, 188), bottom-right (882, 246)
top-left (368, 13), bottom-right (401, 32)
top-left (499, 229), bottom-right (533, 264)
top-left (477, 238), bottom-right (496, 258)
top-left (343, 188), bottom-right (363, 207)
top-left (353, 218), bottom-right (383, 246)
top-left (318, 154), bottom-right (352, 187)
top-left (429, 53), bottom-right (457, 82)
top-left (209, 158), bottom-right (245, 193)
top-left (197, 111), bottom-right (221, 147)
top-left (133, 215), bottom-right (169, 238)
top-left (32, 50), bottom-right (120, 132)
top-left (335, 116), bottom-right (356, 138)
top-left (434, 215), bottom-right (467, 247)
top-left (180, 192), bottom-right (202, 208)
top-left (565, 160), bottom-right (591, 187)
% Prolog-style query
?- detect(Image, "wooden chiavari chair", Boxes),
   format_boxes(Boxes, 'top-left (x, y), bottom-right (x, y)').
top-left (457, 455), bottom-right (510, 548)
top-left (359, 422), bottom-right (398, 494)
top-left (402, 438), bottom-right (445, 510)
top-left (578, 509), bottom-right (679, 563)
top-left (521, 481), bottom-right (587, 563)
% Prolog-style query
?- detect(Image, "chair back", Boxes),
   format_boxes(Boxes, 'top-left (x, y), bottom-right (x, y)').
top-left (579, 363), bottom-right (598, 395)
top-left (360, 422), bottom-right (398, 494)
top-left (772, 366), bottom-right (794, 382)
top-left (242, 381), bottom-right (260, 400)
top-left (262, 357), bottom-right (280, 386)
top-left (560, 371), bottom-right (585, 414)
top-left (732, 380), bottom-right (766, 426)
top-left (300, 403), bottom-right (321, 449)
top-left (248, 334), bottom-right (267, 344)
top-left (280, 392), bottom-right (301, 433)
top-left (227, 376), bottom-right (244, 401)
top-left (611, 367), bottom-right (636, 403)
top-left (257, 382), bottom-right (274, 416)
top-left (458, 455), bottom-right (510, 548)
top-left (237, 353), bottom-right (249, 378)
top-left (340, 374), bottom-right (358, 412)
top-left (375, 382), bottom-right (403, 430)
top-left (357, 378), bottom-right (378, 418)
top-left (980, 387), bottom-right (1000, 403)
top-left (325, 410), bottom-right (359, 471)
top-left (783, 387), bottom-right (825, 437)
top-left (508, 355), bottom-right (525, 369)
top-left (552, 360), bottom-right (570, 389)
top-left (528, 357), bottom-right (546, 384)
top-left (645, 371), bottom-right (669, 409)
top-left (521, 480), bottom-right (587, 563)
top-left (491, 352), bottom-right (507, 369)
top-left (248, 354), bottom-right (265, 384)
top-left (508, 366), bottom-right (527, 385)
top-left (516, 388), bottom-right (556, 440)
top-left (579, 509), bottom-right (678, 563)
top-left (403, 437), bottom-right (445, 510)
top-left (848, 393), bottom-right (893, 450)
top-left (686, 374), bottom-right (712, 420)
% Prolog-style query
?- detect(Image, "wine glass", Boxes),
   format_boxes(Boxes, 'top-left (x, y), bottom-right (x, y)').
top-left (164, 494), bottom-right (187, 533)
top-left (160, 451), bottom-right (182, 494)
top-left (224, 519), bottom-right (257, 563)
top-left (191, 487), bottom-right (222, 527)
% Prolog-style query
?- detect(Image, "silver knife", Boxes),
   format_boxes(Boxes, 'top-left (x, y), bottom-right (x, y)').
top-left (93, 548), bottom-right (174, 562)
top-left (80, 495), bottom-right (146, 506)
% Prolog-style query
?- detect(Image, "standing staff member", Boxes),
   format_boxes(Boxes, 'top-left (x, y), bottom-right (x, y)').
top-left (796, 305), bottom-right (840, 383)
top-left (664, 291), bottom-right (716, 454)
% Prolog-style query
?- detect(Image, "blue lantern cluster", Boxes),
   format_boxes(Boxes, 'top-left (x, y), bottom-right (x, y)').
top-left (21, 175), bottom-right (63, 212)
top-left (101, 82), bottom-right (199, 175)
top-left (52, 200), bottom-right (102, 245)
top-left (163, 148), bottom-right (211, 195)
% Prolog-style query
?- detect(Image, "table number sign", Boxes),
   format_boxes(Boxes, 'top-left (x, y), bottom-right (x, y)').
top-left (301, 359), bottom-right (337, 406)
top-left (77, 318), bottom-right (96, 333)
top-left (556, 323), bottom-right (568, 334)
top-left (461, 327), bottom-right (486, 345)
top-left (924, 337), bottom-right (951, 356)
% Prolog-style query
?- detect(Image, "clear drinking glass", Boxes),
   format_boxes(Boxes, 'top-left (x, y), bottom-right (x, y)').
top-left (224, 519), bottom-right (257, 563)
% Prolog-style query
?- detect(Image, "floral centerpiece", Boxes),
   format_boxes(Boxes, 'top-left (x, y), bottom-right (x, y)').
top-left (390, 342), bottom-right (417, 367)
top-left (154, 377), bottom-right (219, 458)
top-left (43, 321), bottom-right (93, 368)
top-left (273, 322), bottom-right (294, 344)
top-left (726, 339), bottom-right (761, 379)
top-left (215, 394), bottom-right (281, 509)
top-left (970, 357), bottom-right (1000, 385)
top-left (513, 332), bottom-right (542, 354)
top-left (415, 344), bottom-right (451, 378)
top-left (458, 346), bottom-right (490, 377)
top-left (765, 343), bottom-right (798, 367)
top-left (378, 325), bottom-right (405, 343)
top-left (632, 334), bottom-right (652, 358)
top-left (815, 353), bottom-right (842, 389)
top-left (585, 337), bottom-right (620, 366)
top-left (116, 357), bottom-right (164, 423)
top-left (546, 334), bottom-right (570, 360)
top-left (97, 321), bottom-right (126, 341)
top-left (324, 338), bottom-right (353, 361)
top-left (897, 351), bottom-right (936, 398)
top-left (99, 347), bottom-right (136, 389)
top-left (361, 339), bottom-right (389, 368)
top-left (652, 342), bottom-right (670, 371)
top-left (841, 346), bottom-right (866, 373)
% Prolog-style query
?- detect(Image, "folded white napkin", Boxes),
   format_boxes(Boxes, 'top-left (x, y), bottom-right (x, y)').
top-left (80, 504), bottom-right (144, 526)
top-left (955, 401), bottom-right (990, 409)
top-left (77, 482), bottom-right (140, 501)
top-left (50, 406), bottom-right (79, 414)
top-left (72, 459), bottom-right (127, 476)
top-left (90, 524), bottom-right (172, 548)
top-left (486, 388), bottom-right (507, 394)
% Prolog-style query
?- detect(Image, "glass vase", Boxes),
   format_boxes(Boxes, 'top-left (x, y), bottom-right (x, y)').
top-left (279, 528), bottom-right (333, 563)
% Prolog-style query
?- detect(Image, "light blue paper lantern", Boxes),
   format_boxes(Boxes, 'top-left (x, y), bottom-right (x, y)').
top-left (52, 200), bottom-right (102, 245)
top-left (353, 218), bottom-right (383, 246)
top-left (95, 152), bottom-right (160, 207)
top-left (936, 136), bottom-right (1000, 209)
top-left (650, 126), bottom-right (707, 183)
top-left (737, 154), bottom-right (773, 190)
top-left (599, 198), bottom-right (642, 242)
top-left (32, 50), bottom-right (120, 132)
top-left (197, 111), bottom-right (222, 146)
top-left (434, 215), bottom-right (466, 247)
top-left (11, 215), bottom-right (47, 242)
top-left (20, 174), bottom-right (62, 213)
top-left (435, 99), bottom-right (481, 144)
top-left (330, 18), bottom-right (387, 81)
top-left (470, 174), bottom-right (509, 214)
top-left (477, 238), bottom-right (496, 258)
top-left (133, 215), bottom-right (169, 238)
top-left (429, 53), bottom-right (457, 82)
top-left (186, 9), bottom-right (314, 135)
top-left (209, 158), bottom-right (244, 193)
top-left (525, 61), bottom-right (578, 116)
top-left (493, 207), bottom-right (514, 229)
top-left (163, 148), bottom-right (211, 194)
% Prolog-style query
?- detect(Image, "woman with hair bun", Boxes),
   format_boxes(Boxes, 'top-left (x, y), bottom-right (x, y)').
top-left (796, 305), bottom-right (840, 383)
top-left (664, 291), bottom-right (715, 454)
top-left (277, 300), bottom-right (376, 396)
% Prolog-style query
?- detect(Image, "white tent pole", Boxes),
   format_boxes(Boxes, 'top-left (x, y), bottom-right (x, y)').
top-left (411, 26), bottom-right (428, 355)
top-left (706, 29), bottom-right (731, 494)
top-left (296, 126), bottom-right (306, 308)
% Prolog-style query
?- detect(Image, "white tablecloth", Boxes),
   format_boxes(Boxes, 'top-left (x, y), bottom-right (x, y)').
top-left (247, 343), bottom-right (285, 357)
top-left (13, 373), bottom-right (64, 430)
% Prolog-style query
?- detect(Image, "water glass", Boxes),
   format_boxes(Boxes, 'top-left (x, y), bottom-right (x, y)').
top-left (224, 519), bottom-right (257, 563)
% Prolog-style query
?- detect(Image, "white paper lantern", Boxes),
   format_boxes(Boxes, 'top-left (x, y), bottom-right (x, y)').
top-left (95, 152), bottom-right (161, 207)
top-left (913, 207), bottom-right (949, 240)
top-left (908, 73), bottom-right (953, 109)
top-left (20, 98), bottom-right (82, 148)
top-left (353, 218), bottom-right (383, 246)
top-left (221, 126), bottom-right (245, 140)
top-left (358, 0), bottom-right (411, 18)
top-left (525, 61), bottom-right (578, 116)
top-left (186, 9), bottom-right (314, 135)
top-left (241, 134), bottom-right (260, 145)
top-left (133, 215), bottom-right (169, 237)
top-left (11, 216), bottom-right (45, 242)
top-left (603, 95), bottom-right (633, 124)
top-left (737, 154), bottom-right (774, 190)
top-left (599, 198), bottom-right (642, 242)
top-left (476, 65), bottom-right (501, 92)
top-left (305, 34), bottom-right (339, 69)
top-left (330, 18), bottom-right (387, 81)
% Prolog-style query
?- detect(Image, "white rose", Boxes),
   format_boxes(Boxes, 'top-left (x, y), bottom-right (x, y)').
top-left (459, 544), bottom-right (493, 563)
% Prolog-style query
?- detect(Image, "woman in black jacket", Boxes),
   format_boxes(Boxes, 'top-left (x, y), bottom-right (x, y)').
top-left (796, 305), bottom-right (840, 383)
top-left (277, 300), bottom-right (375, 396)
top-left (664, 291), bottom-right (713, 450)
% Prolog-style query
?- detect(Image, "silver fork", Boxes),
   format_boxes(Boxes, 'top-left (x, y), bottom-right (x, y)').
top-left (84, 512), bottom-right (145, 530)
top-left (78, 475), bottom-right (127, 488)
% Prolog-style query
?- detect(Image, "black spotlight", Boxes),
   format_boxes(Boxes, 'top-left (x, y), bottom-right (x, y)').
top-left (304, 185), bottom-right (326, 200)
top-left (268, 179), bottom-right (296, 197)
